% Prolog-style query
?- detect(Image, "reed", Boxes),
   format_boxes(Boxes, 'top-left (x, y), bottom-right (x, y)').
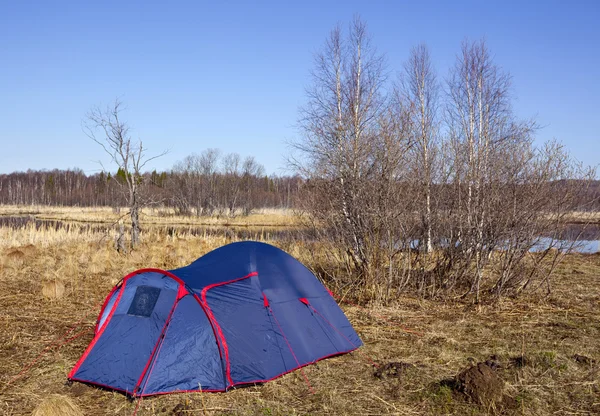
top-left (0, 205), bottom-right (300, 227)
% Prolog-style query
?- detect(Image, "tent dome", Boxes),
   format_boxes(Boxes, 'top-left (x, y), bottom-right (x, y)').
top-left (68, 241), bottom-right (362, 397)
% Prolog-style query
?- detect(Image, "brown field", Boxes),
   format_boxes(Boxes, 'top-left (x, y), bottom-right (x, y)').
top-left (564, 211), bottom-right (600, 224)
top-left (0, 206), bottom-right (301, 228)
top-left (0, 208), bottom-right (599, 415)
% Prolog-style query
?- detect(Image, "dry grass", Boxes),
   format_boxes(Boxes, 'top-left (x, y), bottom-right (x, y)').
top-left (31, 394), bottom-right (83, 416)
top-left (0, 205), bottom-right (301, 227)
top-left (0, 215), bottom-right (598, 415)
top-left (0, 219), bottom-right (299, 252)
top-left (41, 281), bottom-right (65, 300)
top-left (562, 211), bottom-right (600, 224)
top-left (0, 223), bottom-right (103, 250)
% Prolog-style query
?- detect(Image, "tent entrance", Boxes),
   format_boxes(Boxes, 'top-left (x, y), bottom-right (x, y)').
top-left (68, 271), bottom-right (183, 395)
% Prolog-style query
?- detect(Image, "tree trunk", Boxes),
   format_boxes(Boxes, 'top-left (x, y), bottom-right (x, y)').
top-left (130, 188), bottom-right (140, 249)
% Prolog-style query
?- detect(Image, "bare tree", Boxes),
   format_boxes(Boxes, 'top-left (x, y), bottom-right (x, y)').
top-left (219, 153), bottom-right (266, 216)
top-left (199, 148), bottom-right (222, 215)
top-left (221, 152), bottom-right (242, 215)
top-left (398, 44), bottom-right (439, 254)
top-left (85, 99), bottom-right (166, 250)
top-left (489, 140), bottom-right (597, 297)
top-left (295, 18), bottom-right (385, 271)
top-left (294, 17), bottom-right (419, 299)
top-left (241, 156), bottom-right (265, 215)
top-left (171, 149), bottom-right (221, 215)
top-left (443, 40), bottom-right (539, 301)
top-left (445, 40), bottom-right (513, 300)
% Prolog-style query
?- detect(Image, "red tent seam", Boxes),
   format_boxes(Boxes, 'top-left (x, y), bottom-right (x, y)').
top-left (268, 304), bottom-right (314, 393)
top-left (200, 271), bottom-right (258, 387)
top-left (133, 294), bottom-right (181, 395)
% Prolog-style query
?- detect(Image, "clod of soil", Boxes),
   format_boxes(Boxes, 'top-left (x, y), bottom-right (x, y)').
top-left (572, 354), bottom-right (596, 366)
top-left (31, 394), bottom-right (83, 416)
top-left (374, 361), bottom-right (415, 379)
top-left (510, 355), bottom-right (529, 368)
top-left (172, 402), bottom-right (192, 415)
top-left (455, 362), bottom-right (504, 405)
top-left (67, 383), bottom-right (88, 398)
top-left (483, 354), bottom-right (501, 370)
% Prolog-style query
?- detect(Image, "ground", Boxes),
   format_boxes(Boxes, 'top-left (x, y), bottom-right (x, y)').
top-left (0, 207), bottom-right (598, 415)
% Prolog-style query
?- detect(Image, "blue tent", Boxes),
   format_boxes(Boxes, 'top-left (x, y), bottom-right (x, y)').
top-left (68, 241), bottom-right (362, 397)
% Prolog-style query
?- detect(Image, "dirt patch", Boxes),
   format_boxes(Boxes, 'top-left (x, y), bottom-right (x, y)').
top-left (171, 402), bottom-right (193, 415)
top-left (374, 361), bottom-right (415, 379)
top-left (67, 383), bottom-right (88, 398)
top-left (454, 362), bottom-right (504, 405)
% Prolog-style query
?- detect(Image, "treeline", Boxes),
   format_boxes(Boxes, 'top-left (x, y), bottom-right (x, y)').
top-left (0, 159), bottom-right (302, 213)
top-left (1, 167), bottom-right (596, 212)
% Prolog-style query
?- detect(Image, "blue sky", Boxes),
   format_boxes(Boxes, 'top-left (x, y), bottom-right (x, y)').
top-left (1, 0), bottom-right (598, 175)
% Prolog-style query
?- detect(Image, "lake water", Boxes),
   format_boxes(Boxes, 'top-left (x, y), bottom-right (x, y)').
top-left (530, 237), bottom-right (599, 254)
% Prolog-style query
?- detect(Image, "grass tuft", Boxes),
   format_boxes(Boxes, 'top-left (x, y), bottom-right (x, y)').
top-left (41, 281), bottom-right (65, 300)
top-left (31, 394), bottom-right (83, 416)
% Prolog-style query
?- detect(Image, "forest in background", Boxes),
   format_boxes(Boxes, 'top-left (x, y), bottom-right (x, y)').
top-left (0, 162), bottom-right (302, 215)
top-left (0, 168), bottom-right (598, 213)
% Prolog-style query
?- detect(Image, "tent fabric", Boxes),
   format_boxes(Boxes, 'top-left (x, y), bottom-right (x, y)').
top-left (68, 241), bottom-right (362, 397)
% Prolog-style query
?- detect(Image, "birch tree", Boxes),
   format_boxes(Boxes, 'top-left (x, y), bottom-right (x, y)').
top-left (445, 40), bottom-right (533, 301)
top-left (399, 44), bottom-right (439, 253)
top-left (294, 17), bottom-right (418, 297)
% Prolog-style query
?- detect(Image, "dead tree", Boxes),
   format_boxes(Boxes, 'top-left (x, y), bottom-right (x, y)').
top-left (85, 99), bottom-right (166, 249)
